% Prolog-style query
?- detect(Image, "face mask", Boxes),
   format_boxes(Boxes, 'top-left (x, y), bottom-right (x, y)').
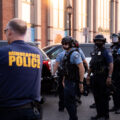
top-left (63, 46), bottom-right (70, 50)
top-left (95, 43), bottom-right (104, 48)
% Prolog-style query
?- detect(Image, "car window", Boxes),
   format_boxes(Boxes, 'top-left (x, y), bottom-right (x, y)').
top-left (47, 46), bottom-right (63, 59)
top-left (79, 44), bottom-right (111, 57)
top-left (43, 45), bottom-right (60, 53)
top-left (79, 44), bottom-right (95, 57)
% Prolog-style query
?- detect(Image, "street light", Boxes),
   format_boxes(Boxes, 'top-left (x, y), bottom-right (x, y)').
top-left (66, 3), bottom-right (72, 36)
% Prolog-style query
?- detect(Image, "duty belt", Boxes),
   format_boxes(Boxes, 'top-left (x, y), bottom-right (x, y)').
top-left (0, 102), bottom-right (33, 110)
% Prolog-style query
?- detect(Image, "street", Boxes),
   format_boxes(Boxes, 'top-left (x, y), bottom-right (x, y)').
top-left (42, 93), bottom-right (120, 120)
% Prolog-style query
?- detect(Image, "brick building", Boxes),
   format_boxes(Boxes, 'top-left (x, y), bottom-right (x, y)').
top-left (0, 0), bottom-right (120, 48)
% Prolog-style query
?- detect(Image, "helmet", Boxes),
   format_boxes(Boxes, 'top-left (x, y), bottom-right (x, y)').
top-left (110, 33), bottom-right (118, 43)
top-left (118, 33), bottom-right (120, 40)
top-left (73, 40), bottom-right (79, 48)
top-left (93, 34), bottom-right (106, 43)
top-left (61, 36), bottom-right (74, 47)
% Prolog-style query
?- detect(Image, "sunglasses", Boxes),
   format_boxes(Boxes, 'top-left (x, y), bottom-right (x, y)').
top-left (62, 42), bottom-right (68, 45)
top-left (4, 28), bottom-right (8, 34)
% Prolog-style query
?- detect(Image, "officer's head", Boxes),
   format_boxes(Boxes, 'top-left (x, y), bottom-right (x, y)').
top-left (110, 33), bottom-right (118, 44)
top-left (4, 18), bottom-right (27, 44)
top-left (61, 36), bottom-right (74, 50)
top-left (93, 34), bottom-right (106, 48)
top-left (118, 33), bottom-right (120, 41)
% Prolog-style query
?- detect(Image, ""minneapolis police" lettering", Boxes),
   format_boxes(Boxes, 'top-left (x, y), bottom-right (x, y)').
top-left (9, 51), bottom-right (40, 68)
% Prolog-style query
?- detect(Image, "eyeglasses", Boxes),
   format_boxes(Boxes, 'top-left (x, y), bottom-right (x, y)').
top-left (4, 28), bottom-right (8, 34)
top-left (62, 43), bottom-right (68, 45)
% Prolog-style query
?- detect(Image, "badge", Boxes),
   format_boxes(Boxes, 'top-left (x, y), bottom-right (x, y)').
top-left (75, 54), bottom-right (79, 58)
top-left (108, 52), bottom-right (112, 56)
top-left (98, 51), bottom-right (101, 55)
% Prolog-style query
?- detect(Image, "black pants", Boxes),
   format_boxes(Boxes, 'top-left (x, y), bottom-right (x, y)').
top-left (64, 80), bottom-right (78, 120)
top-left (112, 73), bottom-right (120, 110)
top-left (92, 75), bottom-right (109, 118)
top-left (57, 76), bottom-right (64, 110)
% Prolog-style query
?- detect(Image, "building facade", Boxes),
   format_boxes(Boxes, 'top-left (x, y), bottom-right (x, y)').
top-left (0, 0), bottom-right (120, 48)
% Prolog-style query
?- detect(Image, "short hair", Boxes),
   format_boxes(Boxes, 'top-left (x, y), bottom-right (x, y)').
top-left (8, 18), bottom-right (27, 35)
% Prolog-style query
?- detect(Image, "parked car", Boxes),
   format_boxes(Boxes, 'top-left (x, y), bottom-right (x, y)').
top-left (43, 43), bottom-right (111, 75)
top-left (0, 40), bottom-right (55, 94)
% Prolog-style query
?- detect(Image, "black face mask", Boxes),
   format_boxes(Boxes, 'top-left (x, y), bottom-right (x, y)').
top-left (63, 46), bottom-right (70, 50)
top-left (95, 43), bottom-right (104, 48)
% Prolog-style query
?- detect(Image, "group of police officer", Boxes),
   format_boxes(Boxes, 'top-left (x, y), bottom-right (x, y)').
top-left (1, 17), bottom-right (120, 120)
top-left (53, 33), bottom-right (120, 120)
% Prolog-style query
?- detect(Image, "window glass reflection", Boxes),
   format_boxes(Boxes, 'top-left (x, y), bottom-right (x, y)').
top-left (52, 0), bottom-right (64, 28)
top-left (79, 0), bottom-right (87, 30)
top-left (98, 0), bottom-right (110, 33)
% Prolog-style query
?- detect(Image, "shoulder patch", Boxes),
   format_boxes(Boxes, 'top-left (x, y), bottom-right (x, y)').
top-left (75, 54), bottom-right (79, 58)
top-left (108, 52), bottom-right (112, 56)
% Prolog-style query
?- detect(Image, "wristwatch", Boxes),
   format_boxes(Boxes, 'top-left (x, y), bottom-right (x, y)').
top-left (108, 74), bottom-right (112, 78)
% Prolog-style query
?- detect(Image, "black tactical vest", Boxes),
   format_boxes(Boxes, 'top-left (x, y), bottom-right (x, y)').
top-left (62, 49), bottom-right (80, 83)
top-left (90, 48), bottom-right (108, 75)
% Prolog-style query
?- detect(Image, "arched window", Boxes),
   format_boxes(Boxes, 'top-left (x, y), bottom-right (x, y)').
top-left (78, 0), bottom-right (87, 31)
top-left (52, 0), bottom-right (64, 29)
top-left (98, 0), bottom-right (110, 33)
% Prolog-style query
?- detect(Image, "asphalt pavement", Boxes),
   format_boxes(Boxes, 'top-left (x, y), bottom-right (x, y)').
top-left (42, 93), bottom-right (120, 120)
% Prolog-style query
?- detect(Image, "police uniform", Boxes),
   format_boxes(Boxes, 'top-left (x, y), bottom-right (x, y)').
top-left (111, 43), bottom-right (120, 113)
top-left (63, 48), bottom-right (82, 120)
top-left (0, 40), bottom-right (43, 120)
top-left (56, 50), bottom-right (65, 111)
top-left (90, 47), bottom-right (113, 119)
top-left (78, 48), bottom-right (86, 61)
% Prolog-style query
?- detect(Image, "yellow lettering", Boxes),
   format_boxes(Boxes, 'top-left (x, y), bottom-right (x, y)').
top-left (9, 51), bottom-right (13, 56)
top-left (16, 56), bottom-right (23, 66)
top-left (23, 56), bottom-right (28, 67)
top-left (27, 56), bottom-right (31, 67)
top-left (9, 56), bottom-right (16, 66)
top-left (37, 58), bottom-right (40, 68)
top-left (26, 53), bottom-right (29, 57)
top-left (31, 58), bottom-right (37, 68)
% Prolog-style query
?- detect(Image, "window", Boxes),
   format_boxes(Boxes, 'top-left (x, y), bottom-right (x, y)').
top-left (118, 0), bottom-right (120, 32)
top-left (22, 0), bottom-right (33, 4)
top-left (98, 0), bottom-right (110, 33)
top-left (52, 0), bottom-right (64, 29)
top-left (78, 0), bottom-right (87, 31)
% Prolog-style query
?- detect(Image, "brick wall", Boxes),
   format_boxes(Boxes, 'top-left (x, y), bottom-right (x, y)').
top-left (0, 0), bottom-right (15, 40)
top-left (41, 0), bottom-right (48, 48)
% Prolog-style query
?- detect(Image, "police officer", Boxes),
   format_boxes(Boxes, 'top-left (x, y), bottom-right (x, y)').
top-left (87, 34), bottom-right (113, 120)
top-left (53, 50), bottom-right (66, 112)
top-left (0, 18), bottom-right (43, 120)
top-left (61, 36), bottom-right (85, 120)
top-left (109, 33), bottom-right (119, 112)
top-left (73, 40), bottom-right (89, 102)
top-left (110, 33), bottom-right (120, 114)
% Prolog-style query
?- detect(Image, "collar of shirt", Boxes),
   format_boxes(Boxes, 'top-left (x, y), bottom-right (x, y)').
top-left (11, 40), bottom-right (25, 44)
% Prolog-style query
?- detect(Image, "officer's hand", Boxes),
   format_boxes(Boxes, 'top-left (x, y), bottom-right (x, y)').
top-left (79, 84), bottom-right (84, 93)
top-left (106, 77), bottom-right (112, 86)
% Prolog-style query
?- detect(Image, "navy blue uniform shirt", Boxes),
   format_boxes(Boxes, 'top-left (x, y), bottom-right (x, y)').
top-left (0, 40), bottom-right (43, 107)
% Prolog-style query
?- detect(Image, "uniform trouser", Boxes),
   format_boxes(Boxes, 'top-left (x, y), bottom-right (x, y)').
top-left (64, 80), bottom-right (78, 120)
top-left (112, 74), bottom-right (120, 110)
top-left (57, 76), bottom-right (64, 110)
top-left (92, 75), bottom-right (109, 118)
top-left (0, 107), bottom-right (42, 120)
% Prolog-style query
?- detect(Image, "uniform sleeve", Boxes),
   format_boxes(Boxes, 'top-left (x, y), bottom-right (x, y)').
top-left (79, 48), bottom-right (86, 60)
top-left (56, 51), bottom-right (65, 63)
top-left (104, 49), bottom-right (113, 64)
top-left (71, 51), bottom-right (83, 64)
